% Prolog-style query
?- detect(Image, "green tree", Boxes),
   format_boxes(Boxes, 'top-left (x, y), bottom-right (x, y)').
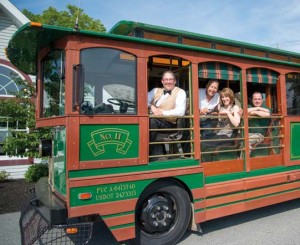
top-left (1, 5), bottom-right (106, 158)
top-left (22, 4), bottom-right (106, 32)
top-left (0, 78), bottom-right (51, 158)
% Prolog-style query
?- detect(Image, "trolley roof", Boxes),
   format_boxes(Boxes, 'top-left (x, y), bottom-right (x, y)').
top-left (7, 20), bottom-right (300, 75)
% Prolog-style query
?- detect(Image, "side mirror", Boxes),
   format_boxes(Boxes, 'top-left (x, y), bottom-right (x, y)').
top-left (39, 139), bottom-right (52, 157)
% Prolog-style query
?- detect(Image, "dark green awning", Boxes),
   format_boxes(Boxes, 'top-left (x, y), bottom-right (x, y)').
top-left (198, 62), bottom-right (240, 80)
top-left (246, 68), bottom-right (278, 84)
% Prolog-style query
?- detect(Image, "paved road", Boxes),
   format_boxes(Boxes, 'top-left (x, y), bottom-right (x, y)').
top-left (1, 199), bottom-right (300, 245)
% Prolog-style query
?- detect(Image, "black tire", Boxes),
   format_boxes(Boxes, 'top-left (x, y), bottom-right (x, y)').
top-left (134, 180), bottom-right (191, 245)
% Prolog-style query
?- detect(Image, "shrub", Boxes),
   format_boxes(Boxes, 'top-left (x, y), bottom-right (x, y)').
top-left (25, 163), bottom-right (48, 183)
top-left (0, 170), bottom-right (10, 182)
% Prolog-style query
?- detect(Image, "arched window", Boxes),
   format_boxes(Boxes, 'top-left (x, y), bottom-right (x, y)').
top-left (0, 61), bottom-right (31, 156)
top-left (0, 64), bottom-right (24, 97)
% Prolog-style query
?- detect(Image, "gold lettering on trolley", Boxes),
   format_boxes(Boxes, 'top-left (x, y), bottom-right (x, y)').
top-left (100, 134), bottom-right (112, 140)
top-left (88, 128), bottom-right (132, 156)
top-left (95, 184), bottom-right (137, 201)
top-left (115, 132), bottom-right (122, 140)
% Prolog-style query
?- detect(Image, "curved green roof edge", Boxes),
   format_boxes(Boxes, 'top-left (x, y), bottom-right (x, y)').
top-left (7, 20), bottom-right (300, 75)
top-left (109, 20), bottom-right (300, 58)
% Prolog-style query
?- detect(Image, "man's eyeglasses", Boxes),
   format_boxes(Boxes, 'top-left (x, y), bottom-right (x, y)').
top-left (163, 78), bottom-right (175, 82)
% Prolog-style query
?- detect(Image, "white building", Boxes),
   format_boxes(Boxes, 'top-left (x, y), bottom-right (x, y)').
top-left (0, 0), bottom-right (33, 178)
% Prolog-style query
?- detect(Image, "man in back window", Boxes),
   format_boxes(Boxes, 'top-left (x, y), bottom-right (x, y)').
top-left (148, 70), bottom-right (186, 159)
top-left (248, 91), bottom-right (271, 149)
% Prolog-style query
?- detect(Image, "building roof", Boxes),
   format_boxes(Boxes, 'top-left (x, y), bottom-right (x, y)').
top-left (0, 0), bottom-right (29, 28)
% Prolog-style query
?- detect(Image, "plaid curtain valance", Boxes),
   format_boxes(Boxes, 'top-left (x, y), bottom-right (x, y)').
top-left (247, 68), bottom-right (278, 84)
top-left (198, 62), bottom-right (240, 80)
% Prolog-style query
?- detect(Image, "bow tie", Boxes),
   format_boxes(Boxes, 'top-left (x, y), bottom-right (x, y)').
top-left (164, 90), bottom-right (171, 95)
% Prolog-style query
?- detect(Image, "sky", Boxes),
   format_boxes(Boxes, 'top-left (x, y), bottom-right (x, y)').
top-left (10, 0), bottom-right (300, 53)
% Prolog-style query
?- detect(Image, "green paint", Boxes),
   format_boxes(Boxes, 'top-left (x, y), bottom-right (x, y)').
top-left (176, 172), bottom-right (204, 189)
top-left (102, 211), bottom-right (134, 219)
top-left (70, 172), bottom-right (203, 208)
top-left (53, 127), bottom-right (66, 195)
top-left (110, 223), bottom-right (134, 230)
top-left (291, 123), bottom-right (300, 160)
top-left (80, 125), bottom-right (139, 161)
top-left (70, 179), bottom-right (153, 207)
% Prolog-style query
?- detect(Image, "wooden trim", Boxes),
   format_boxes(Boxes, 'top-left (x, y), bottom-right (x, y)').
top-left (244, 172), bottom-right (288, 190)
top-left (241, 68), bottom-right (251, 171)
top-left (192, 62), bottom-right (201, 160)
top-left (284, 117), bottom-right (300, 166)
top-left (205, 179), bottom-right (244, 197)
top-left (36, 117), bottom-right (66, 127)
top-left (69, 166), bottom-right (203, 187)
top-left (65, 49), bottom-right (80, 115)
top-left (194, 211), bottom-right (206, 223)
top-left (206, 202), bottom-right (245, 220)
top-left (203, 159), bottom-right (244, 176)
top-left (245, 189), bottom-right (300, 210)
top-left (138, 117), bottom-right (149, 165)
top-left (137, 57), bottom-right (149, 116)
top-left (250, 154), bottom-right (283, 170)
top-left (194, 200), bottom-right (205, 210)
top-left (103, 213), bottom-right (135, 227)
top-left (79, 116), bottom-right (141, 124)
top-left (206, 181), bottom-right (300, 208)
top-left (67, 117), bottom-right (80, 170)
top-left (191, 187), bottom-right (206, 199)
top-left (205, 189), bottom-right (300, 221)
top-left (205, 170), bottom-right (300, 198)
top-left (245, 181), bottom-right (300, 199)
top-left (111, 226), bottom-right (135, 242)
top-left (206, 193), bottom-right (244, 207)
top-left (69, 198), bottom-right (137, 217)
top-left (79, 158), bottom-right (140, 169)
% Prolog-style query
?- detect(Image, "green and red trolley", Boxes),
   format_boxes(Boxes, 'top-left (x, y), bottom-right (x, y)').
top-left (7, 20), bottom-right (300, 245)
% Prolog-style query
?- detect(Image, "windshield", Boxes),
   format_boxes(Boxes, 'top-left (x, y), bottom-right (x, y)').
top-left (80, 48), bottom-right (137, 115)
top-left (41, 50), bottom-right (65, 117)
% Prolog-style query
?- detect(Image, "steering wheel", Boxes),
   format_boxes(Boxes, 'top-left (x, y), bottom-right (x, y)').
top-left (107, 98), bottom-right (135, 108)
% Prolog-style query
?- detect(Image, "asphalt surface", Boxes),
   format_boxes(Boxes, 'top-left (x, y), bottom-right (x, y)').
top-left (1, 199), bottom-right (300, 245)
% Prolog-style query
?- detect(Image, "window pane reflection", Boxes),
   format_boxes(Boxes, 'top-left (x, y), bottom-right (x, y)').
top-left (80, 48), bottom-right (137, 115)
top-left (42, 50), bottom-right (65, 117)
top-left (286, 73), bottom-right (300, 115)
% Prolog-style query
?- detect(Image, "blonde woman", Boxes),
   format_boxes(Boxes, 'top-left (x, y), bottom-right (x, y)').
top-left (201, 87), bottom-right (241, 147)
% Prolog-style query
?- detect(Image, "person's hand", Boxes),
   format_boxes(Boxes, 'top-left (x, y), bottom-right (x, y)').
top-left (200, 107), bottom-right (209, 114)
top-left (238, 108), bottom-right (243, 117)
top-left (151, 105), bottom-right (163, 116)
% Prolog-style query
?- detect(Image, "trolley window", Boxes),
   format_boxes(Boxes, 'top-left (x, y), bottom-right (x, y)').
top-left (80, 48), bottom-right (137, 115)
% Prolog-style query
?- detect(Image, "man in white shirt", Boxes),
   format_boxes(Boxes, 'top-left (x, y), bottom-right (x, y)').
top-left (199, 80), bottom-right (220, 138)
top-left (148, 71), bottom-right (186, 158)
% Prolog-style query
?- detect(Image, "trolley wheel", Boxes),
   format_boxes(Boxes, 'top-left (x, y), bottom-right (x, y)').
top-left (135, 180), bottom-right (191, 245)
